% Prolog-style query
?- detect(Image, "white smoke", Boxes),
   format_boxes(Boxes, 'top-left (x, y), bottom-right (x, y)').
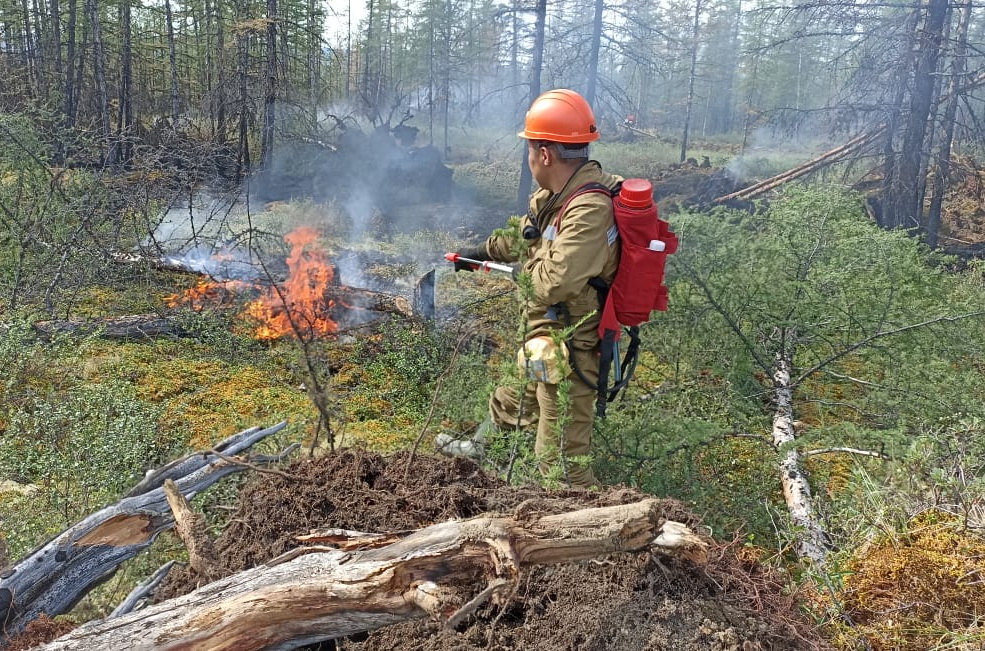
top-left (145, 189), bottom-right (263, 281)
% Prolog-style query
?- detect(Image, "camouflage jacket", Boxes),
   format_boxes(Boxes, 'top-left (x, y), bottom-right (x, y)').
top-left (483, 161), bottom-right (622, 350)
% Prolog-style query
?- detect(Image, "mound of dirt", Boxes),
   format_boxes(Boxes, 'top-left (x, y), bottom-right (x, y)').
top-left (937, 155), bottom-right (985, 253)
top-left (651, 165), bottom-right (746, 214)
top-left (156, 450), bottom-right (831, 650)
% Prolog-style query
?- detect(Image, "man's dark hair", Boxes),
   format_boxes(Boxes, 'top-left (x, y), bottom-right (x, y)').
top-left (532, 140), bottom-right (590, 160)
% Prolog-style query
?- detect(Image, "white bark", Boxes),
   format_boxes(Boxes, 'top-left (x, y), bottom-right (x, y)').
top-left (35, 500), bottom-right (706, 651)
top-left (772, 354), bottom-right (829, 566)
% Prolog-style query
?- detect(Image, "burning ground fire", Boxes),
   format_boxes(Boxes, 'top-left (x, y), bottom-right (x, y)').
top-left (246, 227), bottom-right (338, 340)
top-left (166, 226), bottom-right (339, 340)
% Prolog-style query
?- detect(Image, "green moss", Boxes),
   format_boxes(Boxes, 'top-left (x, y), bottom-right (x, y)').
top-left (837, 513), bottom-right (985, 650)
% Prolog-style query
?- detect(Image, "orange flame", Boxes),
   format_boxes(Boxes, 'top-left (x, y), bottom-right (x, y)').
top-left (165, 278), bottom-right (250, 310)
top-left (245, 226), bottom-right (338, 340)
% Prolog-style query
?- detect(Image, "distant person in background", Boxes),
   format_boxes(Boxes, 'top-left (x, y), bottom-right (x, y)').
top-left (438, 89), bottom-right (622, 489)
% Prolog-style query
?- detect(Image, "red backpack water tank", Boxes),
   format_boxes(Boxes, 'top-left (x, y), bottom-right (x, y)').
top-left (602, 178), bottom-right (677, 336)
top-left (558, 178), bottom-right (678, 416)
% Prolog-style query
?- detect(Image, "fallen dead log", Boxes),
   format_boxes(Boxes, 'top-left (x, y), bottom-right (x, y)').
top-left (31, 283), bottom-right (414, 341)
top-left (714, 72), bottom-right (985, 204)
top-left (114, 247), bottom-right (417, 322)
top-left (109, 561), bottom-right (177, 618)
top-left (715, 127), bottom-right (886, 203)
top-left (0, 422), bottom-right (290, 643)
top-left (623, 124), bottom-right (663, 140)
top-left (109, 251), bottom-right (216, 276)
top-left (110, 249), bottom-right (287, 282)
top-left (325, 285), bottom-right (412, 318)
top-left (33, 314), bottom-right (188, 341)
top-left (35, 499), bottom-right (706, 650)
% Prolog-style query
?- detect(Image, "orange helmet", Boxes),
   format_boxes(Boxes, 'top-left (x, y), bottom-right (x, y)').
top-left (518, 89), bottom-right (599, 143)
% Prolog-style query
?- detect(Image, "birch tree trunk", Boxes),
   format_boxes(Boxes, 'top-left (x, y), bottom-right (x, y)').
top-left (34, 500), bottom-right (706, 651)
top-left (771, 351), bottom-right (828, 566)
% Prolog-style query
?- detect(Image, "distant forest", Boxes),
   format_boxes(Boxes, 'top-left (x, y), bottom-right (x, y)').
top-left (2, 0), bottom-right (985, 235)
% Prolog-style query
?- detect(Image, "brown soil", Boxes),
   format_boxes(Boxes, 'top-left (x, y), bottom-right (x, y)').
top-left (4, 615), bottom-right (76, 651)
top-left (155, 449), bottom-right (832, 651)
top-left (935, 155), bottom-right (985, 250)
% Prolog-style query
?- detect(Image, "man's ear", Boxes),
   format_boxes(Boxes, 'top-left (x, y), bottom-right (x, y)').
top-left (538, 144), bottom-right (554, 167)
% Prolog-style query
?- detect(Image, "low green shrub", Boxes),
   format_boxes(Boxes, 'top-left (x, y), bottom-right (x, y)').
top-left (0, 381), bottom-right (179, 557)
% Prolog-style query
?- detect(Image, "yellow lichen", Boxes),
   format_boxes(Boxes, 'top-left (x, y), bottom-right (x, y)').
top-left (838, 511), bottom-right (985, 651)
top-left (343, 417), bottom-right (418, 452)
top-left (132, 359), bottom-right (316, 447)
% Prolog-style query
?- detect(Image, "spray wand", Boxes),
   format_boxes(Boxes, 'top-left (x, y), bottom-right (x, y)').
top-left (444, 252), bottom-right (514, 274)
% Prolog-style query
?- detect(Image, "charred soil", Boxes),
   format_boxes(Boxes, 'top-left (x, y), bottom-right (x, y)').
top-left (155, 450), bottom-right (831, 651)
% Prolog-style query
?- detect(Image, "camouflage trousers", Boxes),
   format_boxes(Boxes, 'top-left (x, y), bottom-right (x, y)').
top-left (488, 346), bottom-right (599, 488)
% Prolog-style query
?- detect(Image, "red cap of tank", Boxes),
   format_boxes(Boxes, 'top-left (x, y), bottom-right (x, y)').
top-left (618, 178), bottom-right (653, 209)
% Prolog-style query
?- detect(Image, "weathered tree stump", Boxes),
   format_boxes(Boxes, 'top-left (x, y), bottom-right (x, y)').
top-left (33, 499), bottom-right (706, 650)
top-left (0, 422), bottom-right (290, 643)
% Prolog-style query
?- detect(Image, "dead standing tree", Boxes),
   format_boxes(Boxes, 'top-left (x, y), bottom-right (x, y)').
top-left (0, 422), bottom-right (291, 643)
top-left (880, 0), bottom-right (948, 231)
top-left (714, 4), bottom-right (985, 237)
top-left (31, 499), bottom-right (706, 650)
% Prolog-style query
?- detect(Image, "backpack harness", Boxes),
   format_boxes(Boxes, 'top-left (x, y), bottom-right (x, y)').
top-left (550, 179), bottom-right (678, 417)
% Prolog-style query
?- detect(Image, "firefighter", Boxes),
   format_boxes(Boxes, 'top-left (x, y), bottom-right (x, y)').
top-left (443, 89), bottom-right (621, 488)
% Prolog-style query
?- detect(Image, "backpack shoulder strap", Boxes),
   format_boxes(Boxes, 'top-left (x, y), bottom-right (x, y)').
top-left (554, 182), bottom-right (620, 231)
top-left (553, 182), bottom-right (622, 308)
